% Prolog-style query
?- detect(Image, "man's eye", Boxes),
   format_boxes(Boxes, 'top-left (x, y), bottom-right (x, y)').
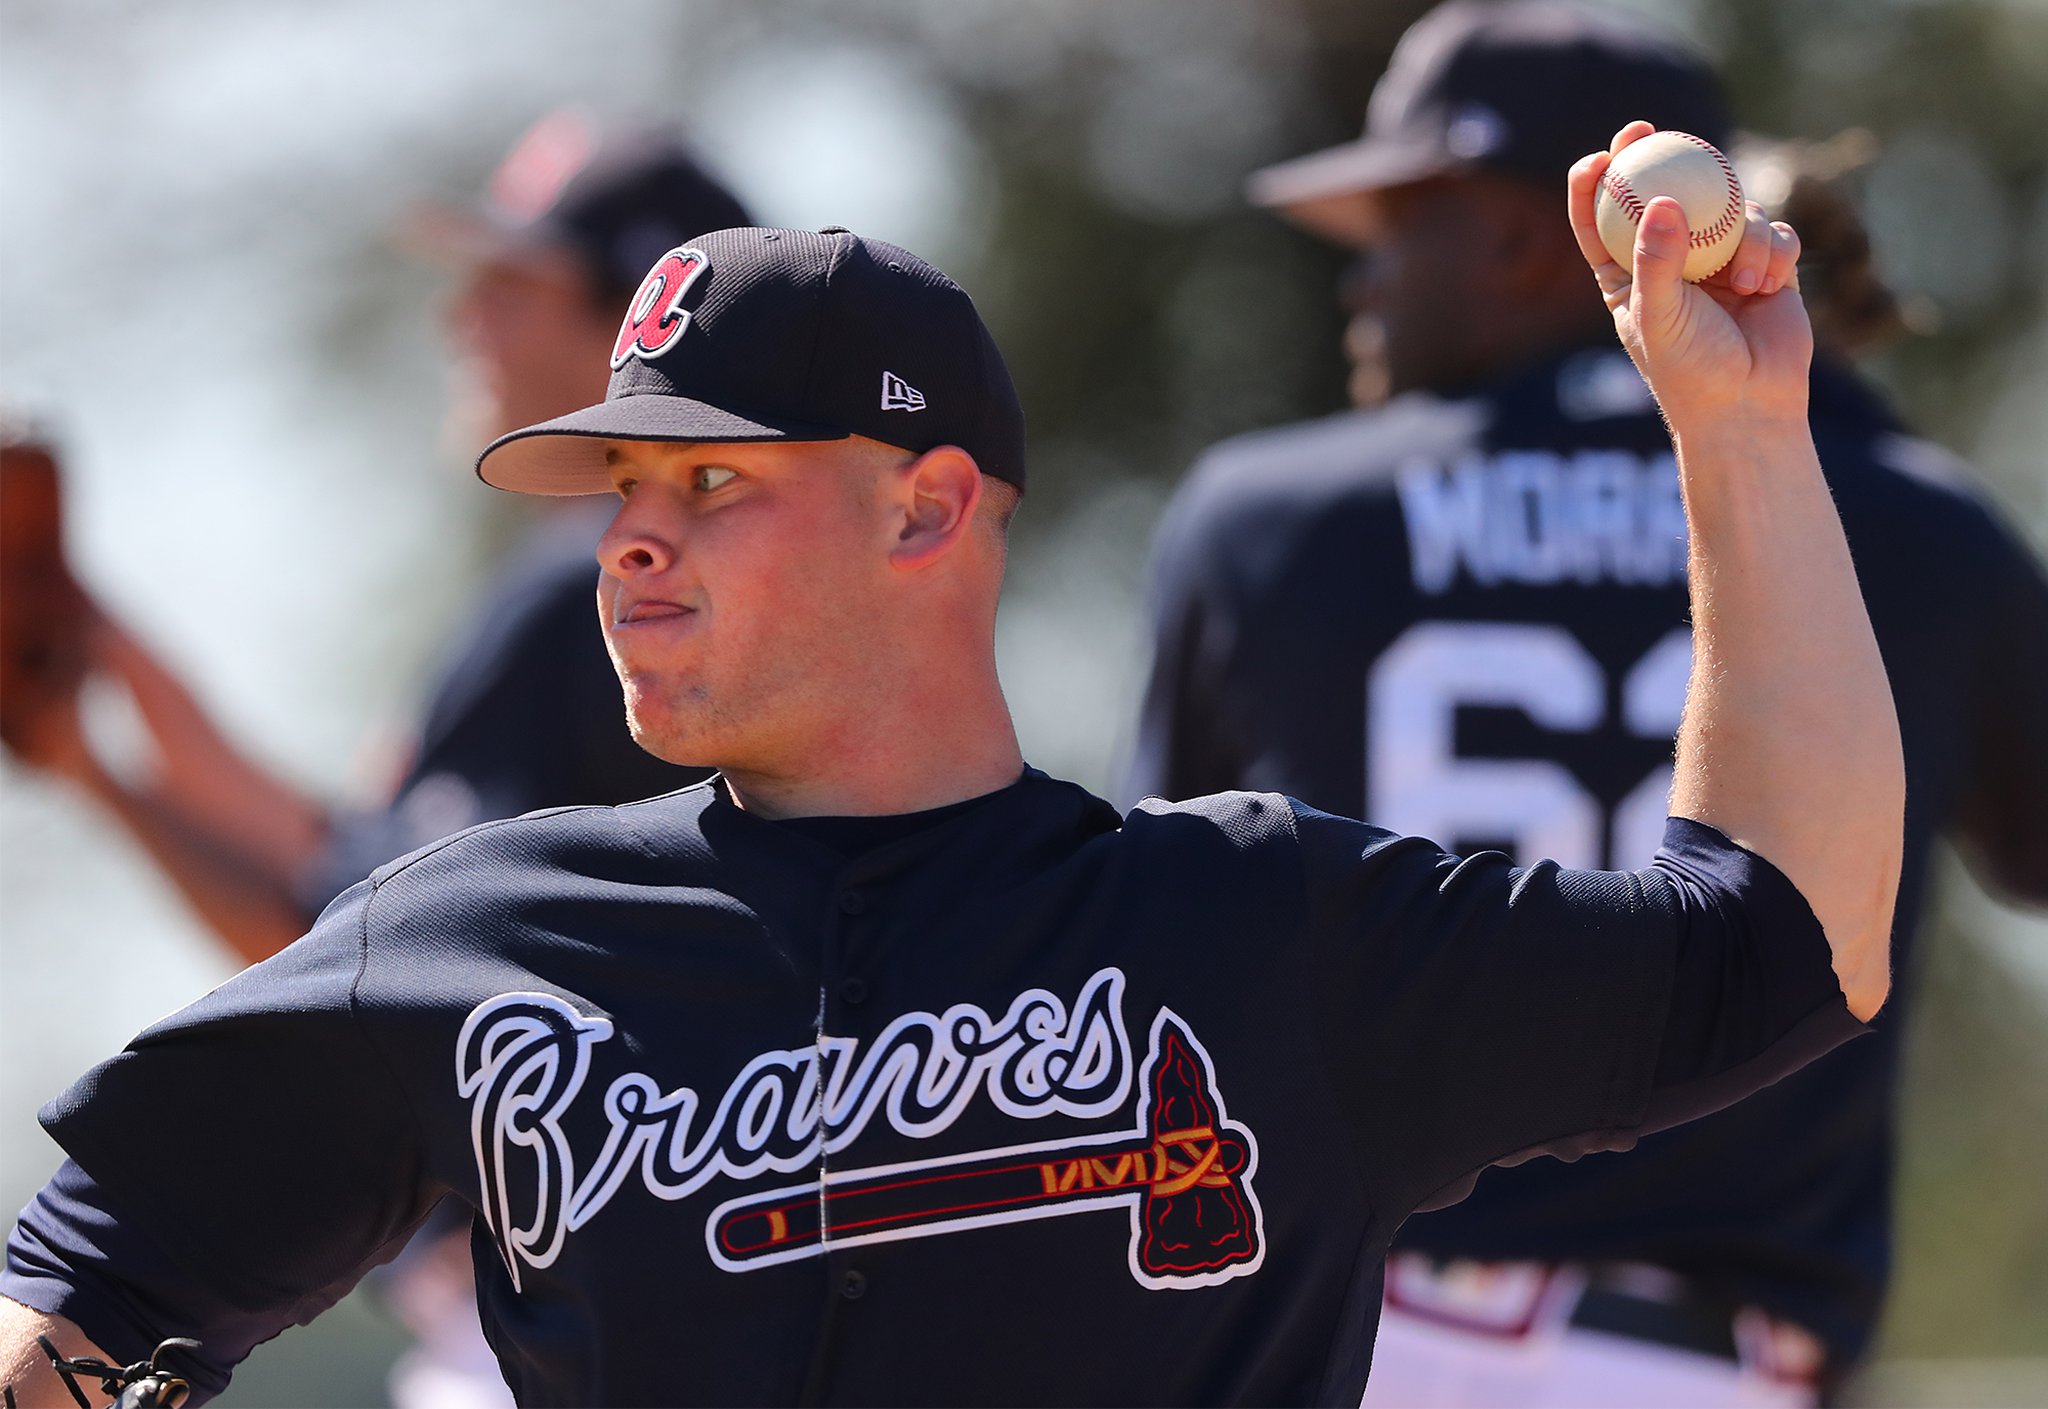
top-left (612, 477), bottom-right (637, 499)
top-left (695, 466), bottom-right (738, 492)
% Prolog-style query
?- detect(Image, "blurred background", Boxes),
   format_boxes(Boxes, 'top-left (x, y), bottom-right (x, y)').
top-left (1, 0), bottom-right (2042, 1403)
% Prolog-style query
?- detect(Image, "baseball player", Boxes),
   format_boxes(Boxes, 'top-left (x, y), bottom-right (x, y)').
top-left (1129, 3), bottom-right (2048, 1402)
top-left (3, 135), bottom-right (1897, 1403)
top-left (0, 110), bottom-right (744, 966)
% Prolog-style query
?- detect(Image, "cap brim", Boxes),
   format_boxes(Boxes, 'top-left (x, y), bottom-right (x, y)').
top-left (1246, 136), bottom-right (1466, 245)
top-left (476, 393), bottom-right (849, 495)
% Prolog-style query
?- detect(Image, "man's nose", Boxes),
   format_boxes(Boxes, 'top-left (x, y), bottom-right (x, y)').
top-left (596, 499), bottom-right (676, 578)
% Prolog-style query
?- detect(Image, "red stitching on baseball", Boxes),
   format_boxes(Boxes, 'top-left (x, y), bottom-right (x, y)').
top-left (1602, 169), bottom-right (1646, 221)
top-left (1603, 133), bottom-right (1743, 249)
top-left (1673, 131), bottom-right (1743, 247)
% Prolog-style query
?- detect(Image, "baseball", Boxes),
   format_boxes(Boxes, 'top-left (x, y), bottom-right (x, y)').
top-left (1594, 130), bottom-right (1745, 282)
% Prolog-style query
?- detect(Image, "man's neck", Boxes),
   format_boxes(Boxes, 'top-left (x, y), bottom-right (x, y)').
top-left (719, 665), bottom-right (1026, 821)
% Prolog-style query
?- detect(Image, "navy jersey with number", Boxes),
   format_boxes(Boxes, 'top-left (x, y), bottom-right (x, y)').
top-left (4, 773), bottom-right (1855, 1405)
top-left (1128, 346), bottom-right (2048, 1362)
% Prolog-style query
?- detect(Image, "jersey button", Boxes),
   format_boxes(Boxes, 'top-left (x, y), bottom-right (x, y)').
top-left (837, 890), bottom-right (866, 916)
top-left (840, 976), bottom-right (869, 1006)
top-left (841, 1269), bottom-right (868, 1300)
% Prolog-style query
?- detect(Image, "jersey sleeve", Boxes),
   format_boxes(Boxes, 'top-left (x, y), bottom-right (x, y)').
top-left (1951, 512), bottom-right (2048, 904)
top-left (1293, 808), bottom-right (1867, 1219)
top-left (6, 883), bottom-right (445, 1380)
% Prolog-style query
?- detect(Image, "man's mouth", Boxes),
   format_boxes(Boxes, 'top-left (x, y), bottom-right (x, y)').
top-left (615, 599), bottom-right (693, 626)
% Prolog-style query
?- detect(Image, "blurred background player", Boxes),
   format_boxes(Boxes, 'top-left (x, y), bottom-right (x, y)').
top-left (1128, 1), bottom-right (2048, 1403)
top-left (0, 109), bottom-right (746, 965)
top-left (0, 110), bottom-right (751, 1408)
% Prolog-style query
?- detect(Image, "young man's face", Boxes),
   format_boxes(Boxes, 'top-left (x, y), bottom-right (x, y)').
top-left (594, 436), bottom-right (910, 774)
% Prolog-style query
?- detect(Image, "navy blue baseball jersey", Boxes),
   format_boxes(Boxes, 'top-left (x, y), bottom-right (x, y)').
top-left (300, 507), bottom-right (705, 914)
top-left (4, 771), bottom-right (1858, 1405)
top-left (1129, 347), bottom-right (2048, 1363)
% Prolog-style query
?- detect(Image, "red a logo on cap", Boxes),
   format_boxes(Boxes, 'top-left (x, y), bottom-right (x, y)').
top-left (612, 247), bottom-right (711, 370)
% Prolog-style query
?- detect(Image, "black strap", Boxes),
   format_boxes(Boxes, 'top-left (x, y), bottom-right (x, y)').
top-left (1568, 1282), bottom-right (1739, 1361)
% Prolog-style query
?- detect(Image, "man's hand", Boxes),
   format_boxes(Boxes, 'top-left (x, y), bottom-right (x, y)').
top-left (1569, 121), bottom-right (1810, 425)
top-left (0, 437), bottom-right (94, 771)
top-left (0, 598), bottom-right (106, 788)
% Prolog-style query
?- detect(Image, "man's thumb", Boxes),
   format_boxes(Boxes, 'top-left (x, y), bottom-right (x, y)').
top-left (1630, 195), bottom-right (1689, 338)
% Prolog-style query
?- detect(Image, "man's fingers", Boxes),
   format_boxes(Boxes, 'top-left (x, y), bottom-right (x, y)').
top-left (1719, 201), bottom-right (1775, 294)
top-left (1567, 151), bottom-right (1619, 278)
top-left (1710, 204), bottom-right (1802, 298)
top-left (1629, 195), bottom-right (1690, 334)
top-left (1762, 221), bottom-right (1801, 296)
top-left (1608, 119), bottom-right (1656, 156)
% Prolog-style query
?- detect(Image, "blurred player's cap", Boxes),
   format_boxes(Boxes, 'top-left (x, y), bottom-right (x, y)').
top-left (1249, 0), bottom-right (1729, 246)
top-left (404, 109), bottom-right (753, 304)
top-left (476, 226), bottom-right (1027, 494)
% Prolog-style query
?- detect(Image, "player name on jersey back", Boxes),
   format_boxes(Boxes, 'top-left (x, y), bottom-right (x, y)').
top-left (1397, 450), bottom-right (1686, 595)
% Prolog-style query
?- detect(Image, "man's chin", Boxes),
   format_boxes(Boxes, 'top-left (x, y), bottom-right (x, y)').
top-left (623, 702), bottom-right (720, 771)
top-left (626, 718), bottom-right (698, 768)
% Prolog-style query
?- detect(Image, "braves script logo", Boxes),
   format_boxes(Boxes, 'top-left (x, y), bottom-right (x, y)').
top-left (610, 246), bottom-right (711, 369)
top-left (455, 967), bottom-right (1264, 1292)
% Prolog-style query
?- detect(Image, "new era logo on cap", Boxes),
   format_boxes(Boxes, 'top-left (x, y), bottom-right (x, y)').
top-left (880, 371), bottom-right (926, 412)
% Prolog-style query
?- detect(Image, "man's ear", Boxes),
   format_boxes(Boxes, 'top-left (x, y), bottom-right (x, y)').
top-left (889, 445), bottom-right (983, 571)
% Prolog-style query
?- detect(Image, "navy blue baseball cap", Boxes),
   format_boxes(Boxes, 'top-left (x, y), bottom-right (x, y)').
top-left (406, 109), bottom-right (754, 305)
top-left (476, 227), bottom-right (1027, 494)
top-left (1248, 0), bottom-right (1729, 246)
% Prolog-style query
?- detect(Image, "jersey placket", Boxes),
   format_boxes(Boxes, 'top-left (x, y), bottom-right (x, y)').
top-left (802, 860), bottom-right (883, 1391)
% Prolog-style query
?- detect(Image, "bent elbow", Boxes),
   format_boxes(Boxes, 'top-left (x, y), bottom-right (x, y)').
top-left (1842, 961), bottom-right (1889, 1024)
top-left (1835, 778), bottom-right (1903, 1024)
top-left (1835, 863), bottom-right (1899, 1024)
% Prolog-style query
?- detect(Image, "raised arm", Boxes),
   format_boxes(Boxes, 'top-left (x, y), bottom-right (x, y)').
top-left (1571, 123), bottom-right (1904, 1019)
top-left (5, 605), bottom-right (327, 964)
